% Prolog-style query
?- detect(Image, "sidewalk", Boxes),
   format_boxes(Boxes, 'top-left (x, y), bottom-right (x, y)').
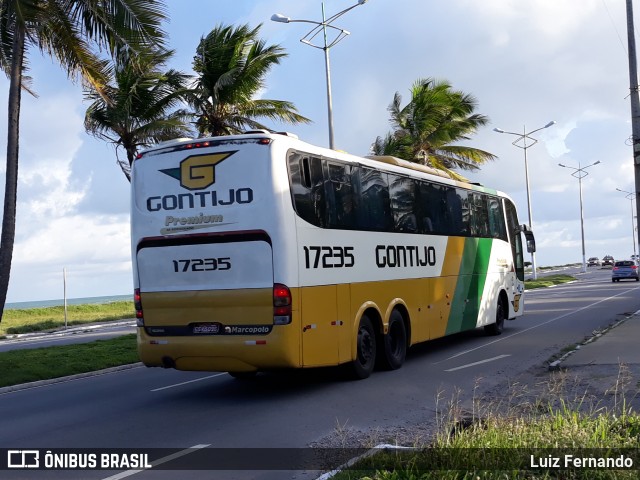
top-left (551, 313), bottom-right (640, 368)
top-left (544, 312), bottom-right (640, 413)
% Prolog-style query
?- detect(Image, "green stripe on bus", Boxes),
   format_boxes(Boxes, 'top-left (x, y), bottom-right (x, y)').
top-left (446, 238), bottom-right (493, 334)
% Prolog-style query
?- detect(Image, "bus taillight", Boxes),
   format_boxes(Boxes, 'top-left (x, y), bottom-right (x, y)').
top-left (273, 283), bottom-right (292, 325)
top-left (134, 288), bottom-right (144, 326)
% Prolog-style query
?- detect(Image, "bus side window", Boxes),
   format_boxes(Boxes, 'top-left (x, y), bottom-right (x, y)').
top-left (287, 152), bottom-right (326, 227)
top-left (451, 188), bottom-right (468, 236)
top-left (389, 175), bottom-right (417, 233)
top-left (356, 167), bottom-right (392, 231)
top-left (470, 192), bottom-right (489, 237)
top-left (488, 196), bottom-right (507, 240)
top-left (324, 162), bottom-right (356, 229)
top-left (505, 199), bottom-right (524, 280)
top-left (415, 181), bottom-right (433, 233)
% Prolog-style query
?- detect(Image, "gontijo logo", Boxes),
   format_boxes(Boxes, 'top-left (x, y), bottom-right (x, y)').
top-left (160, 151), bottom-right (236, 190)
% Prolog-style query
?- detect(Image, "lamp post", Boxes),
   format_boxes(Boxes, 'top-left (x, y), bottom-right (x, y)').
top-left (558, 161), bottom-right (601, 273)
top-left (271, 1), bottom-right (368, 150)
top-left (494, 121), bottom-right (555, 280)
top-left (616, 188), bottom-right (637, 259)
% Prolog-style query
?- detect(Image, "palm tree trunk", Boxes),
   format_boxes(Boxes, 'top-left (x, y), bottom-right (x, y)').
top-left (0, 24), bottom-right (26, 322)
top-left (125, 148), bottom-right (135, 182)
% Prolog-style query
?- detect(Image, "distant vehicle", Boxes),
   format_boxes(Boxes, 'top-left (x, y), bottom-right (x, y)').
top-left (602, 255), bottom-right (615, 266)
top-left (587, 257), bottom-right (600, 267)
top-left (612, 260), bottom-right (639, 282)
top-left (632, 254), bottom-right (639, 262)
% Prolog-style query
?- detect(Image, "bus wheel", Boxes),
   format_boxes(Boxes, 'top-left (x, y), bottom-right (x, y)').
top-left (484, 297), bottom-right (505, 336)
top-left (379, 310), bottom-right (407, 370)
top-left (351, 315), bottom-right (377, 379)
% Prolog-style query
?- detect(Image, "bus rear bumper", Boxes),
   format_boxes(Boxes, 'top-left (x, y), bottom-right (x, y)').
top-left (136, 327), bottom-right (300, 372)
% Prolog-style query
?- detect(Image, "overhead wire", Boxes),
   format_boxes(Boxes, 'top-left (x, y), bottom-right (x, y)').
top-left (601, 0), bottom-right (628, 56)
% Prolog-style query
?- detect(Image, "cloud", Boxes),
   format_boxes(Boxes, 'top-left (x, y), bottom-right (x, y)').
top-left (1, 73), bottom-right (133, 302)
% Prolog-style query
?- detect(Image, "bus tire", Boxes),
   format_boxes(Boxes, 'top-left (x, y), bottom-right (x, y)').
top-left (379, 310), bottom-right (407, 370)
top-left (350, 315), bottom-right (377, 379)
top-left (484, 297), bottom-right (505, 336)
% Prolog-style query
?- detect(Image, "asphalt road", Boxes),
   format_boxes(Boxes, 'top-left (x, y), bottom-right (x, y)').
top-left (0, 321), bottom-right (136, 352)
top-left (1, 267), bottom-right (639, 480)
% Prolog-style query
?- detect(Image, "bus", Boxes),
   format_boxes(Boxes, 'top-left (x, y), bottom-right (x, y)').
top-left (131, 131), bottom-right (535, 379)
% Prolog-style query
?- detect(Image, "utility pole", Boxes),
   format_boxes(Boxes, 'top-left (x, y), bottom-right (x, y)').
top-left (626, 0), bottom-right (640, 256)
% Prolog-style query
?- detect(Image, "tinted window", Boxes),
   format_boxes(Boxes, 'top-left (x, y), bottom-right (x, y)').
top-left (452, 188), bottom-right (469, 236)
top-left (287, 149), bottom-right (515, 244)
top-left (615, 261), bottom-right (634, 267)
top-left (287, 152), bottom-right (326, 227)
top-left (389, 175), bottom-right (418, 233)
top-left (356, 167), bottom-right (392, 231)
top-left (504, 199), bottom-right (524, 281)
top-left (488, 196), bottom-right (507, 240)
top-left (324, 162), bottom-right (356, 229)
top-left (417, 182), bottom-right (462, 235)
top-left (470, 193), bottom-right (489, 237)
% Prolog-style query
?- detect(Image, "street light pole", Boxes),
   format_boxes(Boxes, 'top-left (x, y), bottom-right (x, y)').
top-left (494, 121), bottom-right (555, 280)
top-left (616, 188), bottom-right (637, 259)
top-left (558, 161), bottom-right (601, 273)
top-left (320, 3), bottom-right (335, 150)
top-left (271, 1), bottom-right (368, 150)
top-left (625, 0), bottom-right (640, 262)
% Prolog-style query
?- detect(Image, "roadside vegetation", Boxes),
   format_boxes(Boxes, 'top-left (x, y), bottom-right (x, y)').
top-left (0, 334), bottom-right (137, 388)
top-left (1, 301), bottom-right (134, 336)
top-left (331, 367), bottom-right (640, 479)
top-left (525, 274), bottom-right (575, 289)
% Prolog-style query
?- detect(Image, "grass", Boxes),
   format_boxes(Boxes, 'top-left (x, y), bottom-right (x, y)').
top-left (331, 367), bottom-right (640, 479)
top-left (1, 301), bottom-right (135, 336)
top-left (0, 334), bottom-right (138, 388)
top-left (525, 274), bottom-right (576, 289)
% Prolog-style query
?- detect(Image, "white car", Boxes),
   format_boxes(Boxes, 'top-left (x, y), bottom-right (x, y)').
top-left (587, 257), bottom-right (600, 267)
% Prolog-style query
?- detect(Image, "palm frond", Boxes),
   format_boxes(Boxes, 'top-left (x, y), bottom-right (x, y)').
top-left (83, 45), bottom-right (193, 180)
top-left (372, 77), bottom-right (496, 178)
top-left (189, 23), bottom-right (310, 137)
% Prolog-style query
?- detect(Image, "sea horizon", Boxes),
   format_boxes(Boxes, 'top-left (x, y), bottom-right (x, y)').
top-left (5, 293), bottom-right (133, 310)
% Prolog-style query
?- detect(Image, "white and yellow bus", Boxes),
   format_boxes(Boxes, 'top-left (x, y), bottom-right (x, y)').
top-left (131, 131), bottom-right (535, 379)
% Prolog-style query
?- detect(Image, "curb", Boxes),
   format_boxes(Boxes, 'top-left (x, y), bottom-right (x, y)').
top-left (1, 320), bottom-right (136, 342)
top-left (0, 363), bottom-right (143, 395)
top-left (315, 444), bottom-right (418, 480)
top-left (547, 312), bottom-right (638, 371)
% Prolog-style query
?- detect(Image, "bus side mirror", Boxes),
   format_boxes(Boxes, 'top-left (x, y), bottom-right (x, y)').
top-left (519, 224), bottom-right (536, 253)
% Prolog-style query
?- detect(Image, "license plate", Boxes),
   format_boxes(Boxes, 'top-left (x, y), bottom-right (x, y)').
top-left (192, 323), bottom-right (221, 334)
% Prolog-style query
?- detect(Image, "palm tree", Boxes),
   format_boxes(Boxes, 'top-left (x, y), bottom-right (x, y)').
top-left (187, 23), bottom-right (310, 137)
top-left (372, 78), bottom-right (496, 180)
top-left (84, 48), bottom-right (193, 181)
top-left (0, 0), bottom-right (167, 321)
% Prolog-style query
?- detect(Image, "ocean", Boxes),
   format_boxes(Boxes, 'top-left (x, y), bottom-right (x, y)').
top-left (5, 294), bottom-right (133, 310)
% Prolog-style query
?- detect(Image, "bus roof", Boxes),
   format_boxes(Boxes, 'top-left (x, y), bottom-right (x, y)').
top-left (137, 131), bottom-right (507, 198)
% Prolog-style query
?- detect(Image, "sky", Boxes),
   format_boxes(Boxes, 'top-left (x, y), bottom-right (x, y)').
top-left (0, 0), bottom-right (639, 303)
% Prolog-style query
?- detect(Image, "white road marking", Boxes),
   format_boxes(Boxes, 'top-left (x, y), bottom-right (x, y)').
top-left (445, 354), bottom-right (510, 372)
top-left (150, 373), bottom-right (226, 392)
top-left (101, 444), bottom-right (210, 480)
